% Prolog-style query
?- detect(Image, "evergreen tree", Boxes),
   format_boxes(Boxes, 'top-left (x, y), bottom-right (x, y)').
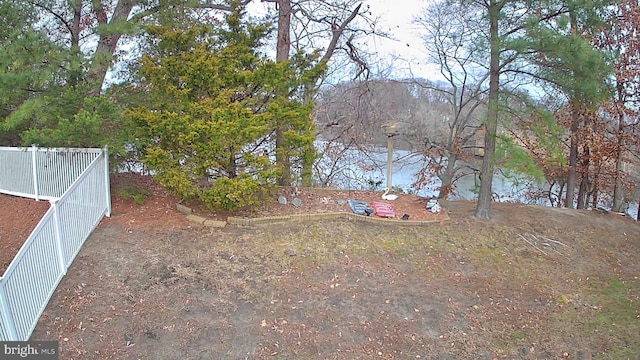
top-left (0, 0), bottom-right (130, 166)
top-left (127, 4), bottom-right (316, 210)
top-left (523, 0), bottom-right (613, 209)
top-left (0, 0), bottom-right (66, 145)
top-left (456, 0), bottom-right (613, 218)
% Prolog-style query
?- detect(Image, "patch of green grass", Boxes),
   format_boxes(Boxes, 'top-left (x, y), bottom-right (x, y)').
top-left (377, 234), bottom-right (413, 257)
top-left (584, 276), bottom-right (640, 359)
top-left (505, 330), bottom-right (528, 347)
top-left (546, 275), bottom-right (640, 359)
top-left (114, 183), bottom-right (151, 205)
top-left (589, 276), bottom-right (637, 320)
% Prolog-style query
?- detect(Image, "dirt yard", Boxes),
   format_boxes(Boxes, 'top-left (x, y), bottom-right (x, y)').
top-left (2, 174), bottom-right (639, 359)
top-left (0, 195), bottom-right (49, 274)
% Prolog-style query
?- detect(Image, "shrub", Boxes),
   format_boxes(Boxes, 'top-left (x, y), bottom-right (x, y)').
top-left (199, 176), bottom-right (275, 211)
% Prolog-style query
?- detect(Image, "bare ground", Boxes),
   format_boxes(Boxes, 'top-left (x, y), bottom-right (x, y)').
top-left (3, 174), bottom-right (639, 359)
top-left (0, 194), bottom-right (50, 274)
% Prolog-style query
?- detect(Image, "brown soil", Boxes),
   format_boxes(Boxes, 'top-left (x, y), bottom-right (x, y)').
top-left (3, 173), bottom-right (639, 359)
top-left (0, 194), bottom-right (50, 275)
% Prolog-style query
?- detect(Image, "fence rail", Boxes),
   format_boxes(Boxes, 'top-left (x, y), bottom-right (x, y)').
top-left (0, 146), bottom-right (110, 341)
top-left (0, 145), bottom-right (102, 200)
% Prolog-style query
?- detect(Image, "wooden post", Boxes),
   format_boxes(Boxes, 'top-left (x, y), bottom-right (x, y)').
top-left (382, 122), bottom-right (399, 190)
top-left (386, 135), bottom-right (393, 190)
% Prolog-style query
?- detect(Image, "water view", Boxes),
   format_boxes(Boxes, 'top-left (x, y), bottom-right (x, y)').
top-left (314, 143), bottom-right (639, 219)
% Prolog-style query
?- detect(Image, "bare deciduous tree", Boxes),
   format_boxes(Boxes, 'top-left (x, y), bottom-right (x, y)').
top-left (260, 0), bottom-right (379, 185)
top-left (596, 1), bottom-right (640, 212)
top-left (413, 1), bottom-right (487, 199)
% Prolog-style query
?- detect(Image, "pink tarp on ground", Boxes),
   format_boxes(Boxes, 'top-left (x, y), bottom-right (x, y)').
top-left (371, 201), bottom-right (395, 218)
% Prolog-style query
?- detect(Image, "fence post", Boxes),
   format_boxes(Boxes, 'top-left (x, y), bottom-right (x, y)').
top-left (50, 200), bottom-right (67, 274)
top-left (0, 282), bottom-right (18, 341)
top-left (31, 145), bottom-right (40, 201)
top-left (103, 146), bottom-right (111, 217)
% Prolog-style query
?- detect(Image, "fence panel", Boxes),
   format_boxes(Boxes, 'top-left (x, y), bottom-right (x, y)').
top-left (0, 147), bottom-right (110, 341)
top-left (0, 286), bottom-right (14, 340)
top-left (57, 155), bottom-right (110, 265)
top-left (0, 209), bottom-right (64, 341)
top-left (0, 147), bottom-right (102, 200)
top-left (35, 149), bottom-right (101, 199)
top-left (0, 149), bottom-right (34, 197)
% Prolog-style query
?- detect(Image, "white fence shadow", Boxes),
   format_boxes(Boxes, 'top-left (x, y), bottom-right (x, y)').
top-left (0, 146), bottom-right (111, 341)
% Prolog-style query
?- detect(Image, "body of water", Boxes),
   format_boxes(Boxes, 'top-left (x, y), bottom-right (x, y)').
top-left (314, 142), bottom-right (639, 219)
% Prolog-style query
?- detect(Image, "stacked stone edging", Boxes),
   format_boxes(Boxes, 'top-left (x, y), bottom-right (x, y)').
top-left (227, 212), bottom-right (448, 226)
top-left (177, 203), bottom-right (448, 228)
top-left (176, 191), bottom-right (450, 228)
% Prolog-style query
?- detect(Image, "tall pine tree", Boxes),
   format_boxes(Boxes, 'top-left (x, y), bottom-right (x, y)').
top-left (463, 0), bottom-right (612, 218)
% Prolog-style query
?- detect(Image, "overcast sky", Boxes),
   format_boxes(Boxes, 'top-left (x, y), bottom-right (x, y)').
top-left (246, 0), bottom-right (441, 81)
top-left (365, 0), bottom-right (439, 79)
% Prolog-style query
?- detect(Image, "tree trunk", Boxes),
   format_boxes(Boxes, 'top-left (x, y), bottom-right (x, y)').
top-left (564, 8), bottom-right (582, 209)
top-left (275, 0), bottom-right (293, 186)
top-left (86, 0), bottom-right (135, 95)
top-left (565, 108), bottom-right (580, 209)
top-left (275, 0), bottom-right (291, 62)
top-left (553, 178), bottom-right (565, 207)
top-left (612, 148), bottom-right (625, 211)
top-left (228, 151), bottom-right (238, 178)
top-left (474, 0), bottom-right (500, 220)
top-left (612, 93), bottom-right (626, 212)
top-left (577, 147), bottom-right (590, 209)
top-left (577, 175), bottom-right (588, 209)
top-left (437, 152), bottom-right (458, 199)
top-left (67, 0), bottom-right (83, 87)
top-left (298, 3), bottom-right (361, 186)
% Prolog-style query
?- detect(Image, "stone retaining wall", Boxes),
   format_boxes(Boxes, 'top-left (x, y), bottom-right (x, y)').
top-left (177, 203), bottom-right (448, 228)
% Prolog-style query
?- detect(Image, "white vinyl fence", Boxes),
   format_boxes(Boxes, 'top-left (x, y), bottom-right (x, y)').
top-left (0, 146), bottom-right (111, 341)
